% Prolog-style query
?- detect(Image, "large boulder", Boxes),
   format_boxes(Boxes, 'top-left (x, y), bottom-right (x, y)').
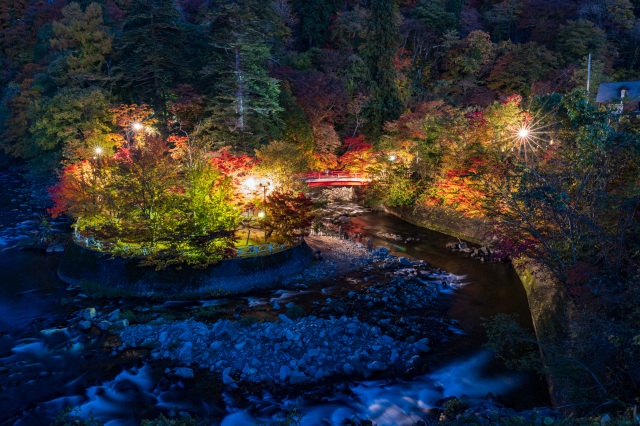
top-left (414, 338), bottom-right (431, 353)
top-left (373, 247), bottom-right (390, 257)
top-left (97, 321), bottom-right (112, 331)
top-left (222, 367), bottom-right (235, 385)
top-left (107, 309), bottom-right (121, 322)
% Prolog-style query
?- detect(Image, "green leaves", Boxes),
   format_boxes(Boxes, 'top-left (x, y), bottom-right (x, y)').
top-left (412, 0), bottom-right (458, 36)
top-left (32, 87), bottom-right (113, 163)
top-left (51, 2), bottom-right (113, 87)
top-left (483, 313), bottom-right (543, 372)
top-left (556, 20), bottom-right (607, 65)
top-left (53, 137), bottom-right (244, 269)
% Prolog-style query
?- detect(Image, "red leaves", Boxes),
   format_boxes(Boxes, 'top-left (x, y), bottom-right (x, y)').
top-left (343, 135), bottom-right (372, 152)
top-left (167, 85), bottom-right (206, 130)
top-left (432, 159), bottom-right (488, 217)
top-left (209, 148), bottom-right (257, 181)
top-left (113, 147), bottom-right (132, 163)
top-left (566, 261), bottom-right (600, 286)
top-left (338, 135), bottom-right (374, 172)
top-left (47, 161), bottom-right (93, 218)
top-left (502, 94), bottom-right (522, 106)
top-left (273, 67), bottom-right (347, 126)
top-left (466, 110), bottom-right (486, 126)
top-left (263, 191), bottom-right (315, 240)
top-left (393, 48), bottom-right (411, 73)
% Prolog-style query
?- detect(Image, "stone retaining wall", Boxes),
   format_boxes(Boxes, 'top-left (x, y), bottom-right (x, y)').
top-left (381, 204), bottom-right (490, 245)
top-left (58, 240), bottom-right (313, 298)
top-left (382, 202), bottom-right (572, 411)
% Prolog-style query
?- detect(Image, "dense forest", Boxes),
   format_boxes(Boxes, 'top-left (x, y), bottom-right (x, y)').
top-left (2, 0), bottom-right (640, 165)
top-left (1, 0), bottom-right (640, 416)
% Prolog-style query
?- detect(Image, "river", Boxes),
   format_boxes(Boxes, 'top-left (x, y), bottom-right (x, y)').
top-left (0, 173), bottom-right (549, 425)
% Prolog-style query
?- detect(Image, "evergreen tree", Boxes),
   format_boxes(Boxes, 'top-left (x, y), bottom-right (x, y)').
top-left (118, 0), bottom-right (186, 115)
top-left (412, 0), bottom-right (457, 36)
top-left (1, 78), bottom-right (41, 160)
top-left (292, 0), bottom-right (340, 49)
top-left (50, 2), bottom-right (113, 88)
top-left (203, 0), bottom-right (283, 153)
top-left (363, 0), bottom-right (404, 141)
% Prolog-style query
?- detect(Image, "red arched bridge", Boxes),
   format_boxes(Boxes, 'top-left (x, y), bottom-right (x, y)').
top-left (302, 171), bottom-right (370, 187)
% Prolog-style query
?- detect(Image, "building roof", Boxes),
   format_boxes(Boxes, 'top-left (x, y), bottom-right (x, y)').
top-left (596, 80), bottom-right (640, 103)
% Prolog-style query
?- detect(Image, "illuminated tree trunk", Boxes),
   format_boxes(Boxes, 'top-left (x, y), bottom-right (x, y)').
top-left (235, 45), bottom-right (246, 133)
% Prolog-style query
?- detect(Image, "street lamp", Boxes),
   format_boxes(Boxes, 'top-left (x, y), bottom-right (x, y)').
top-left (257, 210), bottom-right (267, 243)
top-left (243, 177), bottom-right (258, 192)
top-left (124, 122), bottom-right (145, 148)
top-left (92, 146), bottom-right (104, 160)
top-left (517, 128), bottom-right (530, 139)
top-left (254, 182), bottom-right (270, 243)
top-left (258, 181), bottom-right (270, 204)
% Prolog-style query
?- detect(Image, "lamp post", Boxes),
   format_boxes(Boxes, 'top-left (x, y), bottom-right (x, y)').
top-left (258, 181), bottom-right (270, 204)
top-left (257, 182), bottom-right (270, 243)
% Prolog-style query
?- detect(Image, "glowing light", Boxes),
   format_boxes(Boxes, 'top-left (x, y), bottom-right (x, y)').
top-left (132, 122), bottom-right (144, 131)
top-left (94, 147), bottom-right (103, 155)
top-left (509, 119), bottom-right (554, 162)
top-left (517, 128), bottom-right (530, 139)
top-left (257, 211), bottom-right (265, 218)
top-left (243, 177), bottom-right (258, 191)
top-left (388, 154), bottom-right (397, 162)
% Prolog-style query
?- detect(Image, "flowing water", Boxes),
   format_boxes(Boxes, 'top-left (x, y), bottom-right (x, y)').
top-left (0, 174), bottom-right (549, 425)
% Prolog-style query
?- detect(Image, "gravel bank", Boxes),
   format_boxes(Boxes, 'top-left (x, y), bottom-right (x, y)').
top-left (284, 235), bottom-right (374, 285)
top-left (115, 244), bottom-right (458, 387)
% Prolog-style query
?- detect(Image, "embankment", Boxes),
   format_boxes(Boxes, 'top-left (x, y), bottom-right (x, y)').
top-left (382, 203), bottom-right (573, 411)
top-left (58, 240), bottom-right (312, 298)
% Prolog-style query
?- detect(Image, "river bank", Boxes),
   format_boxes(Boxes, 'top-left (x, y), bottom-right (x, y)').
top-left (379, 203), bottom-right (596, 415)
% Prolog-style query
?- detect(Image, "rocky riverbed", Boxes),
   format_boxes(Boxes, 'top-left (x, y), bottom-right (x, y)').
top-left (66, 238), bottom-right (457, 391)
top-left (0, 170), bottom-right (69, 252)
top-left (119, 315), bottom-right (425, 386)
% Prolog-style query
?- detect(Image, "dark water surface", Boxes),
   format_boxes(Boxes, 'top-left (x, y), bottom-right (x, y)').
top-left (349, 213), bottom-right (550, 405)
top-left (0, 248), bottom-right (64, 333)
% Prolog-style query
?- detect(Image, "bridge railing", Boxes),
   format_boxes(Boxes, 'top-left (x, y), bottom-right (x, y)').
top-left (302, 171), bottom-right (369, 180)
top-left (236, 242), bottom-right (289, 257)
